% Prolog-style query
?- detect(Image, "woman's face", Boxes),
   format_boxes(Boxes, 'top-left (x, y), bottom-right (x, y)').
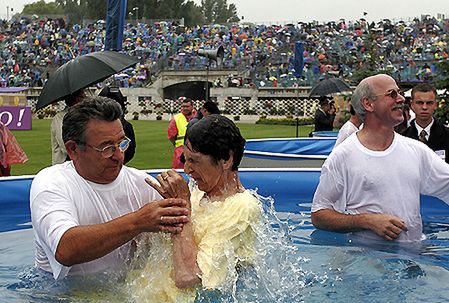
top-left (183, 140), bottom-right (227, 196)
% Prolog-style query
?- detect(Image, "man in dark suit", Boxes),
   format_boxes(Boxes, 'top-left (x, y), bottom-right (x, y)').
top-left (403, 83), bottom-right (449, 163)
top-left (313, 96), bottom-right (336, 132)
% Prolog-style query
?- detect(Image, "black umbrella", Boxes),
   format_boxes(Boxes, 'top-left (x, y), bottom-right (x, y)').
top-left (37, 51), bottom-right (139, 110)
top-left (309, 78), bottom-right (352, 97)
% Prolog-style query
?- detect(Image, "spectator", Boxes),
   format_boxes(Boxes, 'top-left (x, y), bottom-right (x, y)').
top-left (312, 96), bottom-right (335, 134)
top-left (187, 101), bottom-right (221, 129)
top-left (99, 86), bottom-right (136, 164)
top-left (403, 83), bottom-right (449, 163)
top-left (202, 101), bottom-right (221, 116)
top-left (0, 122), bottom-right (28, 176)
top-left (51, 89), bottom-right (86, 165)
top-left (334, 105), bottom-right (362, 147)
top-left (167, 97), bottom-right (196, 169)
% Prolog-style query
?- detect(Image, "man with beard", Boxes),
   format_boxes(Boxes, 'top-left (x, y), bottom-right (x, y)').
top-left (311, 74), bottom-right (449, 242)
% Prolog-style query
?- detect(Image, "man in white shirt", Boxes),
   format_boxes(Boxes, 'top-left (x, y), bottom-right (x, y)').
top-left (311, 74), bottom-right (449, 242)
top-left (334, 105), bottom-right (362, 147)
top-left (31, 97), bottom-right (189, 279)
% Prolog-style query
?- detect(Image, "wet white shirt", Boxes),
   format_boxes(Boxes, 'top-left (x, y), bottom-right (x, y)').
top-left (312, 132), bottom-right (449, 242)
top-left (30, 162), bottom-right (161, 279)
top-left (334, 120), bottom-right (360, 147)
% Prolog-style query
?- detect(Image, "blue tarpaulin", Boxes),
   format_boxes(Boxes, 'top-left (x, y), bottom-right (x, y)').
top-left (244, 138), bottom-right (336, 156)
top-left (105, 0), bottom-right (127, 51)
top-left (1, 171), bottom-right (448, 233)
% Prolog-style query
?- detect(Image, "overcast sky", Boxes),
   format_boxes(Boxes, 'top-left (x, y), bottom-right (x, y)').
top-left (2, 0), bottom-right (449, 23)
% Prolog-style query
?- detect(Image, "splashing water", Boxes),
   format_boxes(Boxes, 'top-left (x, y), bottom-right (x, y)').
top-left (227, 191), bottom-right (325, 303)
top-left (123, 181), bottom-right (328, 303)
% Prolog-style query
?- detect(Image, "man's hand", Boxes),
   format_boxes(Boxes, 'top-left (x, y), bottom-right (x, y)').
top-left (134, 198), bottom-right (189, 234)
top-left (312, 209), bottom-right (407, 241)
top-left (56, 198), bottom-right (189, 267)
top-left (363, 213), bottom-right (408, 241)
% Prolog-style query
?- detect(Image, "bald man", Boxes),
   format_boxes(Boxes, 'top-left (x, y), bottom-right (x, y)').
top-left (311, 74), bottom-right (449, 242)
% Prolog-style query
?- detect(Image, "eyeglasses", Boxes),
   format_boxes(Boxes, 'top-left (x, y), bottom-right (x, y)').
top-left (82, 137), bottom-right (131, 158)
top-left (371, 89), bottom-right (404, 100)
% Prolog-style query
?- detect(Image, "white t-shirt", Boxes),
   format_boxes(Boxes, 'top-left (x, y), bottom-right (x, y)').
top-left (30, 162), bottom-right (162, 279)
top-left (312, 132), bottom-right (449, 242)
top-left (334, 120), bottom-right (360, 147)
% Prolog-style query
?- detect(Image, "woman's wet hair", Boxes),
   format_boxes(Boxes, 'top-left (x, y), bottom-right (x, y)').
top-left (184, 114), bottom-right (245, 170)
top-left (62, 96), bottom-right (122, 145)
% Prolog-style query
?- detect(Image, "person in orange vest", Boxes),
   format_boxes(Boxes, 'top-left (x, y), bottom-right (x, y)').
top-left (168, 97), bottom-right (196, 169)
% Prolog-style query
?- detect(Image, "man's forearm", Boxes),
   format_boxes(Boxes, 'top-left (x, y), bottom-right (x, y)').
top-left (311, 209), bottom-right (369, 232)
top-left (55, 211), bottom-right (142, 266)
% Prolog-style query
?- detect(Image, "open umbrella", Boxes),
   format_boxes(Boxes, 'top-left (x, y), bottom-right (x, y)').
top-left (309, 78), bottom-right (351, 97)
top-left (37, 51), bottom-right (138, 110)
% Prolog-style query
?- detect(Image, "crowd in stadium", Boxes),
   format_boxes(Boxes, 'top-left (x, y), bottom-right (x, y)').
top-left (0, 14), bottom-right (448, 88)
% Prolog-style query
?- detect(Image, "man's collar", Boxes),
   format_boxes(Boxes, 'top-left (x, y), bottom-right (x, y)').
top-left (414, 118), bottom-right (434, 134)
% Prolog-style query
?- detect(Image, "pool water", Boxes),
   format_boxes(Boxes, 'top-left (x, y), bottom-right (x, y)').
top-left (2, 199), bottom-right (449, 302)
top-left (1, 171), bottom-right (449, 302)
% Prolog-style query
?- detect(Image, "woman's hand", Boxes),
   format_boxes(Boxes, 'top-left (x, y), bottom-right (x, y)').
top-left (146, 170), bottom-right (191, 203)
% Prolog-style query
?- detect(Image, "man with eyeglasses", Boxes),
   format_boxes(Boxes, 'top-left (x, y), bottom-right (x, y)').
top-left (311, 74), bottom-right (449, 242)
top-left (30, 97), bottom-right (190, 280)
top-left (403, 83), bottom-right (449, 163)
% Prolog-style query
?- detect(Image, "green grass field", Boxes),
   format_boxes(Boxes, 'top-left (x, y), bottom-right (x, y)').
top-left (10, 119), bottom-right (314, 176)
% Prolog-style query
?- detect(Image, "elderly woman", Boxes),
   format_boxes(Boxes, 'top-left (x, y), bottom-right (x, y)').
top-left (128, 115), bottom-right (261, 302)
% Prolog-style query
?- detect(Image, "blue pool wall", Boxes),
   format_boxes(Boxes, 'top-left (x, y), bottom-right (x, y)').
top-left (1, 169), bottom-right (448, 233)
top-left (244, 138), bottom-right (336, 158)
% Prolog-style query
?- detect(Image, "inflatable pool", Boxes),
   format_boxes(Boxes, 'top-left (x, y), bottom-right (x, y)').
top-left (241, 138), bottom-right (335, 168)
top-left (1, 169), bottom-right (449, 302)
top-left (312, 130), bottom-right (339, 137)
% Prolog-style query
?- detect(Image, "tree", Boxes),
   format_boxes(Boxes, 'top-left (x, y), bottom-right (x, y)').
top-left (201, 0), bottom-right (215, 24)
top-left (200, 0), bottom-right (239, 24)
top-left (22, 0), bottom-right (64, 16)
top-left (226, 3), bottom-right (239, 23)
top-left (181, 1), bottom-right (204, 26)
top-left (434, 59), bottom-right (449, 125)
top-left (19, 0), bottom-right (229, 26)
top-left (63, 0), bottom-right (87, 24)
top-left (84, 0), bottom-right (107, 20)
top-left (435, 59), bottom-right (449, 90)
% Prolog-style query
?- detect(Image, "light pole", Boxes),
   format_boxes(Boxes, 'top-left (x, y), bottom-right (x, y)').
top-left (197, 46), bottom-right (224, 103)
top-left (6, 6), bottom-right (13, 21)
